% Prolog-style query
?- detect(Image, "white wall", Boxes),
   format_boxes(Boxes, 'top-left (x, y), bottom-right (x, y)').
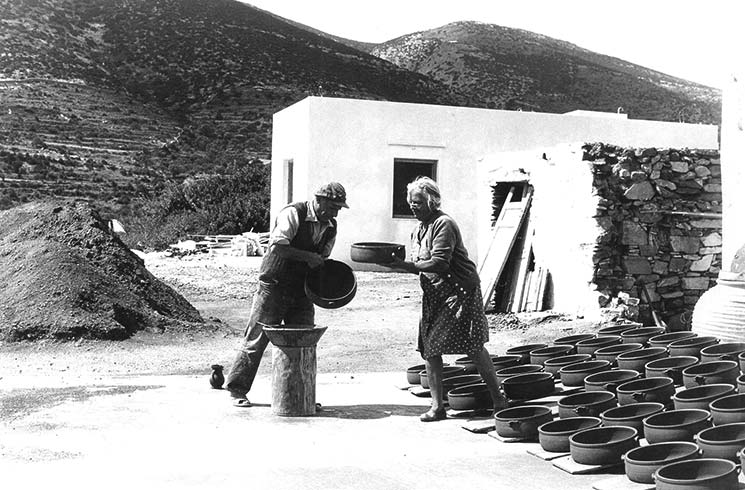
top-left (721, 66), bottom-right (745, 270)
top-left (271, 97), bottom-right (719, 271)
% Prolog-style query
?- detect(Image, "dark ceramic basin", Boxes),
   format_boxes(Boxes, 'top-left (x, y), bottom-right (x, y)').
top-left (491, 355), bottom-right (522, 370)
top-left (643, 408), bottom-right (712, 443)
top-left (667, 336), bottom-right (719, 359)
top-left (600, 402), bottom-right (665, 432)
top-left (552, 333), bottom-right (595, 346)
top-left (542, 354), bottom-right (592, 376)
top-left (405, 363), bottom-right (427, 385)
top-left (575, 335), bottom-right (622, 355)
top-left (615, 347), bottom-right (668, 372)
top-left (494, 405), bottom-right (553, 439)
top-left (505, 343), bottom-right (548, 364)
top-left (616, 377), bottom-right (675, 406)
top-left (419, 365), bottom-right (466, 389)
top-left (350, 242), bottom-right (405, 263)
top-left (681, 360), bottom-right (739, 388)
top-left (558, 360), bottom-right (611, 387)
top-left (569, 426), bottom-right (638, 466)
top-left (447, 382), bottom-right (491, 411)
top-left (495, 364), bottom-right (543, 387)
top-left (653, 458), bottom-right (738, 490)
top-left (529, 345), bottom-right (575, 365)
top-left (623, 441), bottom-right (700, 484)
top-left (537, 416), bottom-right (602, 453)
top-left (673, 383), bottom-right (737, 411)
top-left (647, 331), bottom-right (697, 348)
top-left (501, 372), bottom-right (555, 400)
top-left (304, 259), bottom-right (357, 309)
top-left (597, 323), bottom-right (642, 336)
top-left (699, 342), bottom-right (745, 363)
top-left (620, 327), bottom-right (666, 345)
top-left (584, 369), bottom-right (640, 393)
top-left (695, 422), bottom-right (745, 462)
top-left (593, 343), bottom-right (644, 366)
top-left (558, 390), bottom-right (617, 419)
top-left (644, 356), bottom-right (699, 386)
top-left (710, 394), bottom-right (745, 426)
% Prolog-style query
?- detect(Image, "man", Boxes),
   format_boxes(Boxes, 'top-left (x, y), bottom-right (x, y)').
top-left (226, 182), bottom-right (349, 406)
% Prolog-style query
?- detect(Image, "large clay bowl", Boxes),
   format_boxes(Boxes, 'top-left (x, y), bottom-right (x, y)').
top-left (738, 352), bottom-right (745, 375)
top-left (668, 336), bottom-right (719, 359)
top-left (569, 426), bottom-right (638, 466)
top-left (616, 377), bottom-right (675, 406)
top-left (495, 364), bottom-right (543, 387)
top-left (542, 354), bottom-right (592, 376)
top-left (442, 374), bottom-right (483, 395)
top-left (738, 374), bottom-right (745, 394)
top-left (600, 402), bottom-right (665, 433)
top-left (406, 363), bottom-right (427, 385)
top-left (643, 409), bottom-right (712, 443)
top-left (681, 360), bottom-right (739, 388)
top-left (575, 335), bottom-right (622, 356)
top-left (557, 390), bottom-right (617, 419)
top-left (419, 365), bottom-right (466, 389)
top-left (709, 394), bottom-right (745, 426)
top-left (699, 342), bottom-right (745, 363)
top-left (494, 405), bottom-right (553, 439)
top-left (673, 384), bottom-right (737, 411)
top-left (616, 347), bottom-right (668, 373)
top-left (597, 322), bottom-right (643, 336)
top-left (584, 369), bottom-right (640, 394)
top-left (620, 327), bottom-right (666, 345)
top-left (623, 441), bottom-right (700, 484)
top-left (304, 259), bottom-right (356, 309)
top-left (537, 416), bottom-right (602, 453)
top-left (529, 345), bottom-right (575, 365)
top-left (501, 372), bottom-right (555, 401)
top-left (558, 360), bottom-right (612, 387)
top-left (648, 331), bottom-right (697, 348)
top-left (695, 423), bottom-right (745, 462)
top-left (594, 343), bottom-right (644, 366)
top-left (491, 355), bottom-right (523, 371)
top-left (454, 356), bottom-right (478, 374)
top-left (645, 356), bottom-right (699, 386)
top-left (653, 458), bottom-right (738, 490)
top-left (552, 333), bottom-right (595, 347)
top-left (447, 382), bottom-right (491, 411)
top-left (505, 343), bottom-right (548, 364)
top-left (350, 242), bottom-right (405, 263)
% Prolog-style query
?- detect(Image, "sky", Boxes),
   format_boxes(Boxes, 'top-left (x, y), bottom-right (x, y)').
top-left (241, 0), bottom-right (737, 89)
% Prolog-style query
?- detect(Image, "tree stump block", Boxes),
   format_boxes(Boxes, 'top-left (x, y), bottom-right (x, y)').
top-left (264, 324), bottom-right (327, 417)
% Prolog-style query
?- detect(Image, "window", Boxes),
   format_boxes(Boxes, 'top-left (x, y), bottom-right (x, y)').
top-left (392, 158), bottom-right (437, 218)
top-left (283, 159), bottom-right (293, 204)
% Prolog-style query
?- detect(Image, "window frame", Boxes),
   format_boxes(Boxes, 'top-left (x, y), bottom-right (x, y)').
top-left (392, 158), bottom-right (438, 219)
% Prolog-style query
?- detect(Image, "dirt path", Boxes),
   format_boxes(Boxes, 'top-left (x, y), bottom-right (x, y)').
top-left (0, 252), bottom-right (600, 384)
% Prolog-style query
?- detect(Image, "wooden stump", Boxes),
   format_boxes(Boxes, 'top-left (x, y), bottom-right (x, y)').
top-left (271, 345), bottom-right (318, 416)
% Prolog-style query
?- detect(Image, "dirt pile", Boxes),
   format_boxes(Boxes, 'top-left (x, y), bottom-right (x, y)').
top-left (0, 201), bottom-right (205, 341)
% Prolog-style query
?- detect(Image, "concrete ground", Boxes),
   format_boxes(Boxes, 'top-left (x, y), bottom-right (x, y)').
top-left (0, 370), bottom-right (622, 490)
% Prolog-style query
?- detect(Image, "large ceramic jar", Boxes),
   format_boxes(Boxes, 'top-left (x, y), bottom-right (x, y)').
top-left (692, 271), bottom-right (745, 342)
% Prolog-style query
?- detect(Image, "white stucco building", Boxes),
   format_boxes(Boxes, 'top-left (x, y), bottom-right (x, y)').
top-left (271, 96), bottom-right (719, 316)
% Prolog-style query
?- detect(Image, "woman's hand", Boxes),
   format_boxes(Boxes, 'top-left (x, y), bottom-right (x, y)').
top-left (378, 253), bottom-right (417, 273)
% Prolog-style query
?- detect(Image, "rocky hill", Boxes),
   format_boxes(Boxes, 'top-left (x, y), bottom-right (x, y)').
top-left (0, 0), bottom-right (462, 213)
top-left (368, 22), bottom-right (721, 123)
top-left (0, 1), bottom-right (722, 216)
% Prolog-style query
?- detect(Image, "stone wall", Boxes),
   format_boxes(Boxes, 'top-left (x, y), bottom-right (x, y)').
top-left (585, 143), bottom-right (722, 330)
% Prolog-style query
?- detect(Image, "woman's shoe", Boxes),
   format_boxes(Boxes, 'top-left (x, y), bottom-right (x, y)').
top-left (419, 408), bottom-right (447, 422)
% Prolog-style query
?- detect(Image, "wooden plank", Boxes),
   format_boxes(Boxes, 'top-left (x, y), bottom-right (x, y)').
top-left (479, 187), bottom-right (533, 309)
top-left (509, 212), bottom-right (535, 313)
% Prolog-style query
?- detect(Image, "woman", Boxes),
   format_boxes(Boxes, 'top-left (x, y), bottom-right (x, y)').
top-left (381, 176), bottom-right (506, 421)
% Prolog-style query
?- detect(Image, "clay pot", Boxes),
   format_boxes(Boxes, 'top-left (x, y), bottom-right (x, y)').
top-left (419, 365), bottom-right (466, 389)
top-left (739, 352), bottom-right (745, 375)
top-left (620, 326), bottom-right (666, 345)
top-left (648, 331), bottom-right (698, 348)
top-left (557, 390), bottom-right (617, 419)
top-left (494, 405), bottom-right (553, 439)
top-left (505, 343), bottom-right (548, 364)
top-left (569, 426), bottom-right (638, 466)
top-left (584, 369), bottom-right (640, 394)
top-left (406, 363), bottom-right (427, 385)
top-left (616, 347), bottom-right (669, 373)
top-left (558, 360), bottom-right (612, 387)
top-left (495, 364), bottom-right (543, 387)
top-left (667, 336), bottom-right (719, 359)
top-left (699, 342), bottom-right (745, 363)
top-left (615, 377), bottom-right (675, 406)
top-left (695, 423), bottom-right (745, 463)
top-left (593, 343), bottom-right (644, 366)
top-left (552, 333), bottom-right (595, 347)
top-left (575, 335), bottom-right (622, 356)
top-left (644, 356), bottom-right (699, 386)
top-left (653, 458), bottom-right (738, 490)
top-left (491, 355), bottom-right (522, 371)
top-left (529, 345), bottom-right (575, 365)
top-left (681, 360), bottom-right (739, 388)
top-left (447, 382), bottom-right (491, 411)
top-left (350, 242), bottom-right (405, 263)
top-left (442, 374), bottom-right (483, 395)
top-left (738, 374), bottom-right (745, 394)
top-left (304, 260), bottom-right (356, 309)
top-left (501, 372), bottom-right (555, 400)
top-left (210, 364), bottom-right (225, 389)
top-left (623, 442), bottom-right (700, 484)
top-left (600, 402), bottom-right (665, 432)
top-left (537, 417), bottom-right (602, 453)
top-left (597, 322), bottom-right (643, 336)
top-left (673, 384), bottom-right (737, 411)
top-left (542, 354), bottom-right (592, 376)
top-left (643, 409), bottom-right (712, 443)
top-left (454, 356), bottom-right (478, 374)
top-left (709, 394), bottom-right (745, 426)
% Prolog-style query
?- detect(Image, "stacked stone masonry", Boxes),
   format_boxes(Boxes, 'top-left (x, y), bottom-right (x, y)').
top-left (584, 143), bottom-right (721, 330)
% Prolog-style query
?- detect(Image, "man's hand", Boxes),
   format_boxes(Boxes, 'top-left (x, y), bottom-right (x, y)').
top-left (306, 253), bottom-right (325, 269)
